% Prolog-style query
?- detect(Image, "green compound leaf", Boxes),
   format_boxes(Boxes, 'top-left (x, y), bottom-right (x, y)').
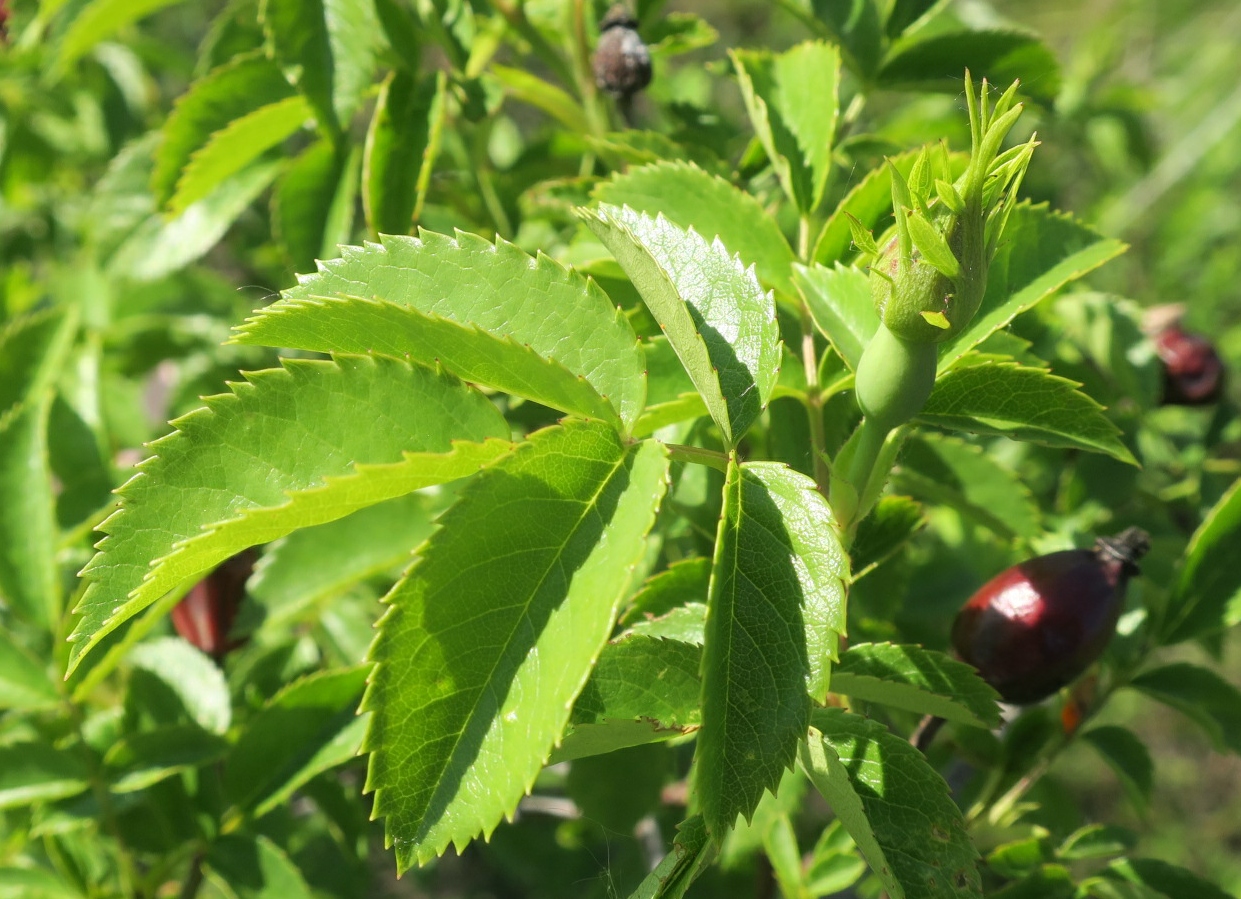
top-left (56, 0), bottom-right (183, 70)
top-left (239, 229), bottom-right (645, 431)
top-left (1129, 663), bottom-right (1241, 756)
top-left (363, 69), bottom-right (447, 236)
top-left (697, 460), bottom-right (848, 837)
top-left (262, 0), bottom-right (379, 134)
top-left (628, 815), bottom-right (716, 899)
top-left (632, 336), bottom-right (708, 437)
top-left (273, 139), bottom-right (361, 274)
top-left (830, 642), bottom-right (1002, 728)
top-left (104, 725), bottom-right (231, 793)
top-left (71, 355), bottom-right (511, 674)
top-left (237, 295), bottom-right (621, 426)
top-left (0, 396), bottom-right (60, 630)
top-left (226, 666), bottom-right (370, 818)
top-left (555, 634), bottom-right (702, 762)
top-left (1081, 726), bottom-right (1153, 810)
top-left (128, 637), bottom-right (233, 734)
top-left (620, 556), bottom-right (711, 625)
top-left (731, 42), bottom-right (841, 214)
top-left (593, 161), bottom-right (797, 297)
top-left (877, 29), bottom-right (1061, 104)
top-left (152, 52), bottom-right (296, 207)
top-left (940, 203), bottom-right (1126, 372)
top-left (0, 307), bottom-right (78, 421)
top-left (802, 708), bottom-right (983, 899)
top-left (582, 204), bottom-right (780, 448)
top-left (204, 834), bottom-right (313, 899)
top-left (919, 357), bottom-right (1136, 464)
top-left (851, 495), bottom-right (924, 576)
top-left (362, 423), bottom-right (669, 869)
top-left (1104, 858), bottom-right (1236, 899)
top-left (1160, 478), bottom-right (1241, 643)
top-left (894, 435), bottom-right (1041, 541)
top-left (169, 94), bottom-right (311, 217)
top-left (0, 744), bottom-right (90, 811)
top-left (794, 262), bottom-right (878, 371)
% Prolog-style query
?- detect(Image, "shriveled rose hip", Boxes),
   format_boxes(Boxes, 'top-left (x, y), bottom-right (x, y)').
top-left (951, 529), bottom-right (1149, 704)
top-left (593, 4), bottom-right (652, 100)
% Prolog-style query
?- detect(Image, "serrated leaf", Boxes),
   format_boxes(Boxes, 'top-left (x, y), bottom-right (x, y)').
top-left (273, 140), bottom-right (357, 273)
top-left (894, 435), bottom-right (1040, 540)
top-left (104, 725), bottom-right (231, 793)
top-left (0, 307), bottom-right (78, 420)
top-left (249, 492), bottom-right (439, 632)
top-left (936, 179), bottom-right (964, 213)
top-left (110, 161), bottom-right (283, 282)
top-left (363, 69), bottom-right (446, 236)
top-left (621, 556), bottom-right (711, 624)
top-left (169, 95), bottom-right (311, 217)
top-left (801, 708), bottom-right (983, 899)
top-left (939, 204), bottom-right (1126, 372)
top-left (877, 30), bottom-right (1061, 104)
top-left (626, 604), bottom-right (707, 644)
top-left (632, 336), bottom-right (708, 437)
top-left (236, 295), bottom-right (622, 425)
top-left (204, 834), bottom-right (312, 899)
top-left (794, 263), bottom-right (878, 371)
top-left (1081, 726), bottom-right (1152, 810)
top-left (241, 229), bottom-right (646, 430)
top-left (0, 629), bottom-right (60, 710)
top-left (362, 423), bottom-right (669, 869)
top-left (731, 42), bottom-right (841, 213)
top-left (152, 52), bottom-right (295, 206)
top-left (56, 0), bottom-right (183, 70)
top-left (851, 495), bottom-right (924, 575)
top-left (0, 395), bottom-right (60, 629)
top-left (262, 0), bottom-right (379, 133)
top-left (906, 211), bottom-right (961, 281)
top-left (830, 642), bottom-right (1002, 728)
top-left (593, 161), bottom-right (797, 297)
top-left (226, 667), bottom-right (369, 818)
top-left (583, 204), bottom-right (779, 447)
top-left (845, 212), bottom-right (880, 256)
top-left (71, 355), bottom-right (511, 673)
top-left (918, 358), bottom-right (1136, 464)
top-left (0, 744), bottom-right (90, 810)
top-left (555, 634), bottom-right (701, 762)
top-left (128, 637), bottom-right (232, 734)
top-left (794, 0), bottom-right (883, 78)
top-left (627, 815), bottom-right (716, 899)
top-left (1160, 479), bottom-right (1241, 643)
top-left (1104, 858), bottom-right (1236, 899)
top-left (1129, 663), bottom-right (1241, 755)
top-left (697, 461), bottom-right (847, 835)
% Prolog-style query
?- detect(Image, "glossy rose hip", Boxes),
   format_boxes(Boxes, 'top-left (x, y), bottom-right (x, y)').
top-left (171, 549), bottom-right (257, 659)
top-left (1155, 325), bottom-right (1225, 406)
top-left (951, 529), bottom-right (1148, 704)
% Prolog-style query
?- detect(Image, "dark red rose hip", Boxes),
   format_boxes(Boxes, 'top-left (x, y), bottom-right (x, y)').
top-left (951, 529), bottom-right (1149, 704)
top-left (593, 4), bottom-right (652, 99)
top-left (171, 549), bottom-right (258, 660)
top-left (1144, 304), bottom-right (1225, 406)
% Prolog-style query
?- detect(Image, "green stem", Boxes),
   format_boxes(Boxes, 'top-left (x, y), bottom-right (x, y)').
top-left (665, 443), bottom-right (731, 473)
top-left (797, 215), bottom-right (830, 496)
top-left (67, 700), bottom-right (139, 896)
top-left (491, 0), bottom-right (577, 88)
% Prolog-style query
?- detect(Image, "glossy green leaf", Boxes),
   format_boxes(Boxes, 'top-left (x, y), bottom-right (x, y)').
top-left (1161, 479), bottom-right (1241, 643)
top-left (1104, 858), bottom-right (1236, 899)
top-left (813, 150), bottom-right (935, 266)
top-left (906, 211), bottom-right (961, 280)
top-left (0, 307), bottom-right (78, 419)
top-left (71, 356), bottom-right (511, 673)
top-left (894, 435), bottom-right (1040, 540)
top-left (644, 13), bottom-right (718, 56)
top-left (236, 295), bottom-right (622, 425)
top-left (885, 0), bottom-right (940, 38)
top-left (110, 161), bottom-right (283, 282)
top-left (698, 460), bottom-right (847, 835)
top-left (273, 140), bottom-right (358, 273)
top-left (851, 495), bottom-right (924, 575)
top-left (1129, 663), bottom-right (1241, 755)
top-left (919, 357), bottom-right (1136, 464)
top-left (151, 52), bottom-right (295, 206)
top-left (104, 725), bottom-right (231, 793)
top-left (128, 637), bottom-right (232, 734)
top-left (801, 708), bottom-right (983, 899)
top-left (939, 204), bottom-right (1127, 372)
top-left (628, 816), bottom-right (716, 899)
top-left (169, 95), bottom-right (310, 216)
top-left (262, 0), bottom-right (379, 133)
top-left (56, 0), bottom-right (184, 69)
top-left (226, 667), bottom-right (369, 818)
top-left (363, 70), bottom-right (446, 236)
top-left (1055, 825), bottom-right (1137, 862)
top-left (632, 336), bottom-right (708, 437)
top-left (0, 629), bottom-right (60, 710)
top-left (831, 642), bottom-right (1002, 728)
top-left (795, 262), bottom-right (878, 371)
top-left (1081, 726), bottom-right (1152, 809)
top-left (0, 744), bottom-right (89, 810)
top-left (786, 0), bottom-right (883, 78)
top-left (582, 204), bottom-right (780, 447)
top-left (242, 229), bottom-right (646, 430)
top-left (877, 30), bottom-right (1061, 104)
top-left (625, 604), bottom-right (708, 644)
top-left (593, 161), bottom-right (797, 297)
top-left (621, 556), bottom-right (711, 624)
top-left (248, 492), bottom-right (439, 632)
top-left (490, 64), bottom-right (587, 132)
top-left (203, 834), bottom-right (313, 899)
top-left (731, 41), bottom-right (841, 213)
top-left (0, 396), bottom-right (60, 629)
top-left (363, 423), bottom-right (669, 869)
